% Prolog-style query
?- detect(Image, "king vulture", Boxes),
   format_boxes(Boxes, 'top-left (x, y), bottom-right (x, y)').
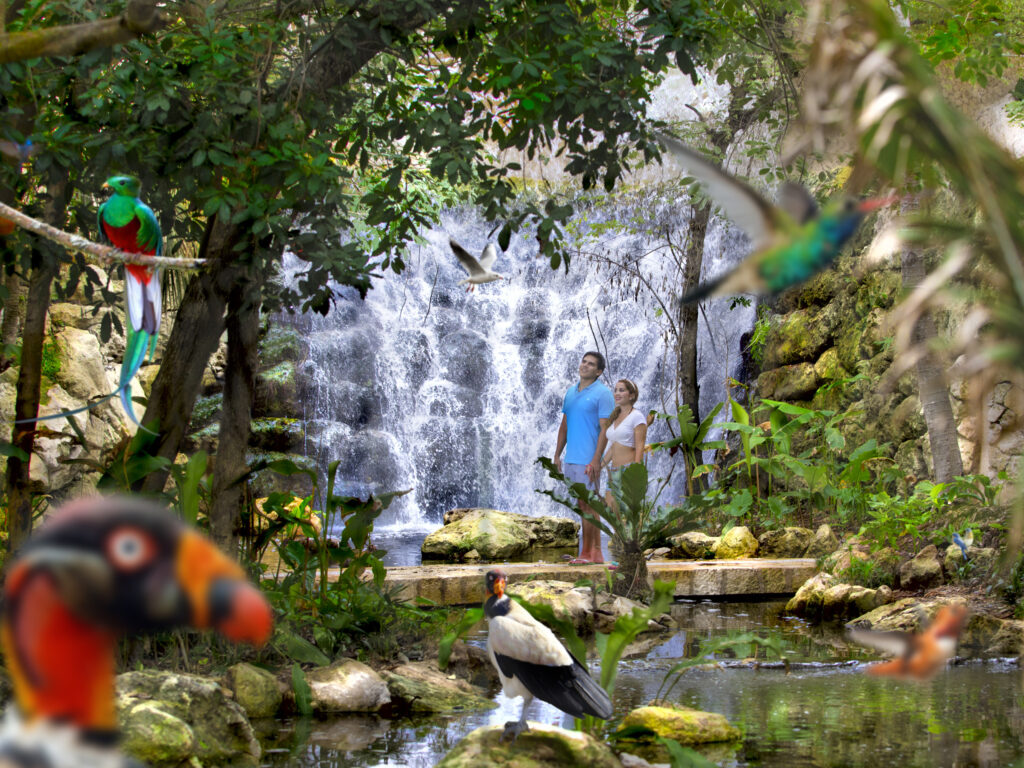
top-left (484, 569), bottom-right (612, 741)
top-left (0, 496), bottom-right (273, 767)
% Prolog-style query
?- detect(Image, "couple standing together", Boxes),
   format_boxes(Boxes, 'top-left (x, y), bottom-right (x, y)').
top-left (553, 351), bottom-right (648, 564)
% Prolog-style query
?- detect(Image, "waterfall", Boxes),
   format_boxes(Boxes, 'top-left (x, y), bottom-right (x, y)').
top-left (280, 194), bottom-right (755, 532)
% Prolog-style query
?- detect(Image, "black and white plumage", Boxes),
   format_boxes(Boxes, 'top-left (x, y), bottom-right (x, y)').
top-left (449, 238), bottom-right (503, 292)
top-left (483, 569), bottom-right (613, 741)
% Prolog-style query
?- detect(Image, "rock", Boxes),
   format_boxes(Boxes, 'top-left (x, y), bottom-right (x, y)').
top-left (757, 362), bottom-right (820, 401)
top-left (444, 640), bottom-right (500, 688)
top-left (898, 545), bottom-right (944, 590)
top-left (943, 545), bottom-right (996, 578)
top-left (785, 572), bottom-right (835, 616)
top-left (668, 531), bottom-right (720, 559)
top-left (716, 526), bottom-right (757, 559)
top-left (383, 662), bottom-right (497, 714)
top-left (846, 597), bottom-right (968, 634)
top-left (436, 723), bottom-right (621, 768)
top-left (54, 327), bottom-right (115, 401)
top-left (757, 527), bottom-right (814, 558)
top-left (422, 509), bottom-right (578, 562)
top-left (616, 702), bottom-right (741, 745)
top-left (805, 524), bottom-right (841, 558)
top-left (117, 670), bottom-right (260, 767)
top-left (305, 659), bottom-right (391, 713)
top-left (511, 579), bottom-right (670, 634)
top-left (255, 361), bottom-right (300, 417)
top-left (961, 612), bottom-right (1005, 651)
top-left (890, 395), bottom-right (926, 443)
top-left (761, 308), bottom-right (835, 369)
top-left (440, 328), bottom-right (492, 392)
top-left (820, 583), bottom-right (892, 620)
top-left (985, 619), bottom-right (1024, 655)
top-left (225, 662), bottom-right (282, 719)
top-left (822, 546), bottom-right (868, 573)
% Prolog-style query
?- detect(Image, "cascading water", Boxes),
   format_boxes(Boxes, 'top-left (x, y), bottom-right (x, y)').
top-left (279, 193), bottom-right (755, 537)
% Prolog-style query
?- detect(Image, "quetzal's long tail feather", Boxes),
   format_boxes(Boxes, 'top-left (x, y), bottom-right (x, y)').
top-left (118, 326), bottom-right (156, 433)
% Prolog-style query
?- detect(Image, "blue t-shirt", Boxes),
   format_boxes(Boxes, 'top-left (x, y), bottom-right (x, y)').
top-left (562, 379), bottom-right (614, 464)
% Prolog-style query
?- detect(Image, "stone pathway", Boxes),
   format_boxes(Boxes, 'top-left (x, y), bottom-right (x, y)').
top-left (384, 558), bottom-right (818, 606)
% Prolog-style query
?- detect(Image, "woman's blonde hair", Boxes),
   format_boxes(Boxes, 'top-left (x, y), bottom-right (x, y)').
top-left (608, 379), bottom-right (639, 424)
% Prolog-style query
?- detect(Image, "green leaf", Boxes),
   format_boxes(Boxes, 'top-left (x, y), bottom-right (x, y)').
top-left (278, 631), bottom-right (331, 666)
top-left (291, 663), bottom-right (313, 716)
top-left (438, 607), bottom-right (484, 670)
top-left (0, 440), bottom-right (29, 461)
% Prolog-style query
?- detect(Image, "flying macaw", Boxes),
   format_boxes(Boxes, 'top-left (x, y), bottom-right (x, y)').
top-left (97, 174), bottom-right (163, 429)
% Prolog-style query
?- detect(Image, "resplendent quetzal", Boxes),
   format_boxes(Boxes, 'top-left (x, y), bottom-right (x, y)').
top-left (98, 174), bottom-right (162, 429)
top-left (656, 132), bottom-right (895, 304)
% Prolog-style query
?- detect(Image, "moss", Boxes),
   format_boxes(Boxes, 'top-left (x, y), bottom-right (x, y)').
top-left (40, 333), bottom-right (62, 380)
top-left (258, 361), bottom-right (294, 384)
top-left (259, 327), bottom-right (304, 367)
top-left (190, 393), bottom-right (223, 429)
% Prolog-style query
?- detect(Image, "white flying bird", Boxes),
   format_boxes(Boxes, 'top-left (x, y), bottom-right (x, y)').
top-left (449, 238), bottom-right (503, 292)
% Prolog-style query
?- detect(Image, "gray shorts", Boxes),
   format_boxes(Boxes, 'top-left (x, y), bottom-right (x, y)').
top-left (563, 462), bottom-right (598, 492)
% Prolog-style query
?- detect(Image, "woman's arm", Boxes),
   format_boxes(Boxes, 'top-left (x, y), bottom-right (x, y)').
top-left (633, 421), bottom-right (647, 464)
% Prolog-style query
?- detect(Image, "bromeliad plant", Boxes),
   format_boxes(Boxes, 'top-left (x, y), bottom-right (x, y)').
top-left (538, 458), bottom-right (700, 599)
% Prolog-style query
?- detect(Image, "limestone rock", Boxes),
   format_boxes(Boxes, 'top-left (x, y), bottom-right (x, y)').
top-left (757, 527), bottom-right (813, 558)
top-left (422, 508), bottom-right (578, 562)
top-left (785, 572), bottom-right (835, 616)
top-left (805, 524), bottom-right (841, 558)
top-left (511, 579), bottom-right (670, 634)
top-left (616, 702), bottom-right (741, 745)
top-left (53, 326), bottom-right (114, 401)
top-left (668, 531), bottom-right (719, 559)
top-left (437, 723), bottom-right (621, 768)
top-left (716, 526), bottom-right (757, 559)
top-left (382, 662), bottom-right (496, 714)
top-left (961, 612), bottom-right (1005, 651)
top-left (985, 619), bottom-right (1024, 655)
top-left (898, 545), bottom-right (943, 590)
top-left (846, 597), bottom-right (968, 634)
top-left (117, 670), bottom-right (260, 766)
top-left (822, 546), bottom-right (868, 573)
top-left (820, 583), bottom-right (892, 620)
top-left (762, 308), bottom-right (835, 369)
top-left (757, 362), bottom-right (820, 401)
top-left (943, 544), bottom-right (996, 578)
top-left (305, 659), bottom-right (391, 713)
top-left (225, 662), bottom-right (282, 719)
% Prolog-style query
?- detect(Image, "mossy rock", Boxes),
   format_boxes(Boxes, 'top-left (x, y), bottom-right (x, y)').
top-left (250, 417), bottom-right (305, 452)
top-left (225, 663), bottom-right (283, 719)
top-left (762, 308), bottom-right (835, 369)
top-left (437, 723), bottom-right (621, 768)
top-left (757, 527), bottom-right (813, 558)
top-left (255, 361), bottom-right (300, 417)
top-left (260, 325), bottom-right (306, 367)
top-left (247, 451), bottom-right (316, 498)
top-left (616, 702), bottom-right (741, 747)
top-left (190, 393), bottom-right (224, 430)
top-left (757, 363), bottom-right (820, 401)
top-left (716, 526), bottom-right (757, 559)
top-left (382, 663), bottom-right (497, 714)
top-left (422, 509), bottom-right (560, 562)
top-left (117, 670), bottom-right (260, 767)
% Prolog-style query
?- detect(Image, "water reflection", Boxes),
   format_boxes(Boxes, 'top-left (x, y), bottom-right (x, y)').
top-left (260, 601), bottom-right (1024, 767)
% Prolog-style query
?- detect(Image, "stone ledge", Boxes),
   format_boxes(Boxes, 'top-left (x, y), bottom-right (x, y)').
top-left (383, 559), bottom-right (818, 606)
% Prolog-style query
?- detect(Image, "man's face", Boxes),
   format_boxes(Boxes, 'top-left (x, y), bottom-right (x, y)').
top-left (579, 355), bottom-right (600, 379)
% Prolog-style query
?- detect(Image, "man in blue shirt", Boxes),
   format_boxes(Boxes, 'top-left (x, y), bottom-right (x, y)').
top-left (554, 351), bottom-right (614, 563)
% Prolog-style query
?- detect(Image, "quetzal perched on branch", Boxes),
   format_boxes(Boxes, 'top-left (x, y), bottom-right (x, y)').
top-left (98, 174), bottom-right (162, 429)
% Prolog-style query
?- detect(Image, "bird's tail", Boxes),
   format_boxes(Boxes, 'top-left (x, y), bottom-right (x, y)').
top-left (679, 271), bottom-right (728, 305)
top-left (116, 327), bottom-right (157, 434)
top-left (14, 391), bottom-right (118, 426)
top-left (569, 659), bottom-right (613, 720)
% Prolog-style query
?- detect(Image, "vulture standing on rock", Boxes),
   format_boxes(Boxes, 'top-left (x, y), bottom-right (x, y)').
top-left (0, 496), bottom-right (274, 768)
top-left (484, 569), bottom-right (613, 741)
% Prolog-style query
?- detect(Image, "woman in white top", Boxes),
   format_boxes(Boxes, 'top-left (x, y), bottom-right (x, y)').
top-left (601, 379), bottom-right (647, 474)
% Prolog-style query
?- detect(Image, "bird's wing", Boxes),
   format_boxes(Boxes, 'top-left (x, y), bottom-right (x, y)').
top-left (656, 132), bottom-right (790, 249)
top-left (97, 203), bottom-right (111, 247)
top-left (449, 239), bottom-right (486, 277)
top-left (488, 601), bottom-right (573, 667)
top-left (492, 652), bottom-right (613, 719)
top-left (133, 201), bottom-right (163, 256)
top-left (478, 243), bottom-right (498, 271)
top-left (777, 182), bottom-right (819, 224)
top-left (847, 627), bottom-right (911, 657)
top-left (961, 529), bottom-right (974, 548)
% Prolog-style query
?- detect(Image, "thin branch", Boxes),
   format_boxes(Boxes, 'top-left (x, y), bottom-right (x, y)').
top-left (0, 201), bottom-right (205, 271)
top-left (0, 0), bottom-right (167, 64)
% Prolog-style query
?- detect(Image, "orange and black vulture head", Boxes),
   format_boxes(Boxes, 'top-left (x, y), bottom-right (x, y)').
top-left (1, 496), bottom-right (273, 733)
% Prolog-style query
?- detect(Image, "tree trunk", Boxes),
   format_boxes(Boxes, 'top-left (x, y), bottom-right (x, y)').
top-left (900, 243), bottom-right (963, 482)
top-left (5, 172), bottom-right (69, 552)
top-left (138, 216), bottom-right (244, 495)
top-left (0, 268), bottom-right (22, 371)
top-left (209, 275), bottom-right (259, 554)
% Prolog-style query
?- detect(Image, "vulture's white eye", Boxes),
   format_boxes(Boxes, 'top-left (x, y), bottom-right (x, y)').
top-left (106, 527), bottom-right (154, 570)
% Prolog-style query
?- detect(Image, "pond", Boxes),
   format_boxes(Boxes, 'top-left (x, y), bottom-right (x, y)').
top-left (257, 600), bottom-right (1024, 767)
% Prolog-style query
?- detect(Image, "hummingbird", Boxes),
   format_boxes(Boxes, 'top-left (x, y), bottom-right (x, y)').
top-left (847, 603), bottom-right (968, 680)
top-left (656, 132), bottom-right (896, 304)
